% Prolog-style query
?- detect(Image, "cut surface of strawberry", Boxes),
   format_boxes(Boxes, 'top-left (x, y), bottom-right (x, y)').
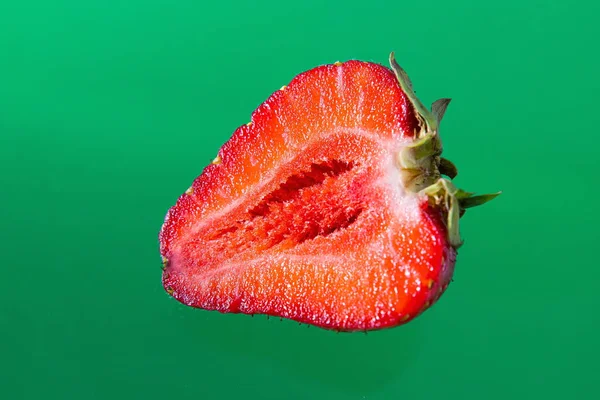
top-left (159, 53), bottom-right (498, 331)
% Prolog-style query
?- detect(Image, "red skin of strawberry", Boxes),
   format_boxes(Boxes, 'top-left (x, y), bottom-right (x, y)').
top-left (159, 55), bottom-right (494, 331)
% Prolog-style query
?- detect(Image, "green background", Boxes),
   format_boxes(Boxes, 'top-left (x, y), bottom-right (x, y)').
top-left (2, 1), bottom-right (599, 399)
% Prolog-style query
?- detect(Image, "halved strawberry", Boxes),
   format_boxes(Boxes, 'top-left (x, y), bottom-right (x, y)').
top-left (159, 52), bottom-right (498, 332)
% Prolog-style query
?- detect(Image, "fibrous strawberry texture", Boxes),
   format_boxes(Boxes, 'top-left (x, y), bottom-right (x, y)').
top-left (159, 53), bottom-right (499, 331)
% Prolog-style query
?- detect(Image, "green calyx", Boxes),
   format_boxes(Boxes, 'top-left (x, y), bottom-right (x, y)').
top-left (389, 52), bottom-right (500, 249)
top-left (421, 180), bottom-right (500, 248)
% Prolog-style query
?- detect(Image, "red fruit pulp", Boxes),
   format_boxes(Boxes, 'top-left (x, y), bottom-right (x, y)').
top-left (159, 54), bottom-right (496, 331)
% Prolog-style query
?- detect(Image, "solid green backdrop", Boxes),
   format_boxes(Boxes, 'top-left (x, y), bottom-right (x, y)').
top-left (1, 1), bottom-right (599, 399)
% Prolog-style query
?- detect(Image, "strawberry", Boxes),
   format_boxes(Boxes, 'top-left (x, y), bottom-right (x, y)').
top-left (159, 52), bottom-right (499, 332)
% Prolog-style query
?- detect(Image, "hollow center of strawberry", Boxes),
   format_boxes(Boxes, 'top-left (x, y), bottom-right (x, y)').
top-left (207, 158), bottom-right (365, 256)
top-left (167, 127), bottom-right (409, 287)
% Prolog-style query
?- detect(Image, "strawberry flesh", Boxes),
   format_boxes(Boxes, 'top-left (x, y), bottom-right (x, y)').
top-left (159, 57), bottom-right (484, 331)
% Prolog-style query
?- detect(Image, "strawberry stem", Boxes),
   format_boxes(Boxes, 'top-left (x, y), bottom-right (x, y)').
top-left (389, 52), bottom-right (500, 248)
